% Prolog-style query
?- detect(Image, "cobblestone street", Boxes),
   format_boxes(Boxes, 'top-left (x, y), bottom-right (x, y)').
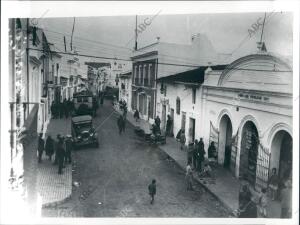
top-left (42, 100), bottom-right (230, 217)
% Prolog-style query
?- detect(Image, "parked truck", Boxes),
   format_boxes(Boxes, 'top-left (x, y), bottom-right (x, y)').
top-left (73, 90), bottom-right (98, 117)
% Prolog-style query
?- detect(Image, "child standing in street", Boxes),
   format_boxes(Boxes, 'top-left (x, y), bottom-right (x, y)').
top-left (148, 179), bottom-right (156, 204)
top-left (258, 188), bottom-right (268, 217)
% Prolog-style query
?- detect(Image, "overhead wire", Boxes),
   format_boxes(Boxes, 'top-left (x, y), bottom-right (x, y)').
top-left (28, 47), bottom-right (292, 72)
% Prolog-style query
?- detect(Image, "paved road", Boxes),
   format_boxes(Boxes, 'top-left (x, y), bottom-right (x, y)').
top-left (42, 100), bottom-right (230, 217)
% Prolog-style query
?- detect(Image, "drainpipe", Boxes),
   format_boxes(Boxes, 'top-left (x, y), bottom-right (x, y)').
top-left (154, 58), bottom-right (158, 119)
top-left (26, 18), bottom-right (30, 118)
top-left (10, 19), bottom-right (16, 179)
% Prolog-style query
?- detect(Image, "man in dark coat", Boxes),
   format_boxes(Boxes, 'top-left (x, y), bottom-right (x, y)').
top-left (53, 134), bottom-right (61, 165)
top-left (208, 141), bottom-right (217, 159)
top-left (117, 115), bottom-right (124, 134)
top-left (51, 101), bottom-right (56, 119)
top-left (64, 135), bottom-right (73, 164)
top-left (59, 101), bottom-right (64, 119)
top-left (57, 138), bottom-right (65, 174)
top-left (166, 115), bottom-right (173, 136)
top-left (45, 135), bottom-right (54, 161)
top-left (154, 116), bottom-right (161, 132)
top-left (37, 133), bottom-right (45, 163)
top-left (197, 138), bottom-right (205, 171)
top-left (63, 98), bottom-right (69, 118)
top-left (148, 179), bottom-right (156, 204)
top-left (192, 140), bottom-right (199, 169)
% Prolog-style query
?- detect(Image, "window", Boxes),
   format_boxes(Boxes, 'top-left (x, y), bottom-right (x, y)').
top-left (139, 65), bottom-right (142, 84)
top-left (143, 65), bottom-right (147, 85)
top-left (192, 88), bottom-right (196, 104)
top-left (148, 64), bottom-right (152, 85)
top-left (134, 66), bottom-right (138, 84)
top-left (176, 97), bottom-right (180, 115)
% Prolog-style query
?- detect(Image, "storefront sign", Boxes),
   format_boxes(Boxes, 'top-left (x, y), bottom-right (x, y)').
top-left (238, 92), bottom-right (270, 102)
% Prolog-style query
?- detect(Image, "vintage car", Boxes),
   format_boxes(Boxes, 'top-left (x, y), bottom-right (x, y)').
top-left (71, 115), bottom-right (99, 148)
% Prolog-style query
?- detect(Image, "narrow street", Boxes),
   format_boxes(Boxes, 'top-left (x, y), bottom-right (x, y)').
top-left (42, 100), bottom-right (230, 217)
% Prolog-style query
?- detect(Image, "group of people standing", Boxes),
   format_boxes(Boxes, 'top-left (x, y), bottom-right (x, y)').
top-left (238, 173), bottom-right (292, 218)
top-left (51, 98), bottom-right (74, 119)
top-left (37, 133), bottom-right (74, 174)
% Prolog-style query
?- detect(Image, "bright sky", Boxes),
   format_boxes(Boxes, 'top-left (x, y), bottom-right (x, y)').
top-left (38, 12), bottom-right (293, 64)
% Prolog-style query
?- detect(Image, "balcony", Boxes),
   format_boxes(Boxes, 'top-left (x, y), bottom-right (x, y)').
top-left (134, 78), bottom-right (139, 85)
top-left (144, 78), bottom-right (149, 86)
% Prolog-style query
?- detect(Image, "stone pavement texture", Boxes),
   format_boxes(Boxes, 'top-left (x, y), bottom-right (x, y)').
top-left (118, 107), bottom-right (282, 218)
top-left (43, 101), bottom-right (230, 217)
top-left (37, 118), bottom-right (72, 207)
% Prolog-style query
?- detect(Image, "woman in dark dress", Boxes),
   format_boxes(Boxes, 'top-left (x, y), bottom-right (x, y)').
top-left (208, 141), bottom-right (217, 159)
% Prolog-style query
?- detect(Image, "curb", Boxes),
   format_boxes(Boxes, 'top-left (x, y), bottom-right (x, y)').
top-left (42, 193), bottom-right (72, 208)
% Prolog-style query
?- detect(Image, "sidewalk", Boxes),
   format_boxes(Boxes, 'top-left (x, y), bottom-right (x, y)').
top-left (119, 108), bottom-right (282, 218)
top-left (37, 117), bottom-right (72, 207)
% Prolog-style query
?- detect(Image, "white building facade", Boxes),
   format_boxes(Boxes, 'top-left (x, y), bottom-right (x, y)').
top-left (118, 70), bottom-right (132, 111)
top-left (201, 52), bottom-right (293, 190)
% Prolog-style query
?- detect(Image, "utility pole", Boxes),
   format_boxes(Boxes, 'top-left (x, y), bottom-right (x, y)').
top-left (135, 15), bottom-right (138, 51)
top-left (71, 17), bottom-right (75, 51)
top-left (9, 18), bottom-right (16, 180)
top-left (64, 36), bottom-right (67, 52)
top-left (26, 18), bottom-right (30, 119)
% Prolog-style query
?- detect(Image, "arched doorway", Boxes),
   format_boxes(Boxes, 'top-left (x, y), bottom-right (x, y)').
top-left (270, 130), bottom-right (293, 183)
top-left (239, 121), bottom-right (259, 186)
top-left (219, 115), bottom-right (233, 170)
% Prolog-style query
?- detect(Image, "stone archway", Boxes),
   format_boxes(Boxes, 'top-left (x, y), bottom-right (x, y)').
top-left (218, 114), bottom-right (233, 170)
top-left (239, 121), bottom-right (259, 186)
top-left (270, 130), bottom-right (293, 182)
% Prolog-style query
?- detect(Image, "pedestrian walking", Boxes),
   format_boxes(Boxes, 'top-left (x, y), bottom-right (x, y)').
top-left (208, 141), bottom-right (217, 161)
top-left (185, 163), bottom-right (193, 191)
top-left (51, 101), bottom-right (56, 119)
top-left (154, 116), bottom-right (161, 132)
top-left (45, 135), bottom-right (54, 161)
top-left (134, 109), bottom-right (140, 122)
top-left (268, 168), bottom-right (279, 200)
top-left (123, 105), bottom-right (127, 118)
top-left (57, 138), bottom-right (65, 174)
top-left (53, 134), bottom-right (61, 165)
top-left (148, 179), bottom-right (157, 204)
top-left (122, 116), bottom-right (126, 133)
top-left (258, 188), bottom-right (268, 218)
top-left (197, 138), bottom-right (205, 172)
top-left (63, 98), bottom-right (69, 118)
top-left (165, 115), bottom-right (173, 137)
top-left (37, 133), bottom-right (45, 163)
top-left (117, 115), bottom-right (124, 134)
top-left (280, 179), bottom-right (292, 218)
top-left (192, 140), bottom-right (199, 169)
top-left (64, 135), bottom-right (73, 164)
top-left (58, 101), bottom-right (64, 119)
top-left (180, 129), bottom-right (186, 151)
